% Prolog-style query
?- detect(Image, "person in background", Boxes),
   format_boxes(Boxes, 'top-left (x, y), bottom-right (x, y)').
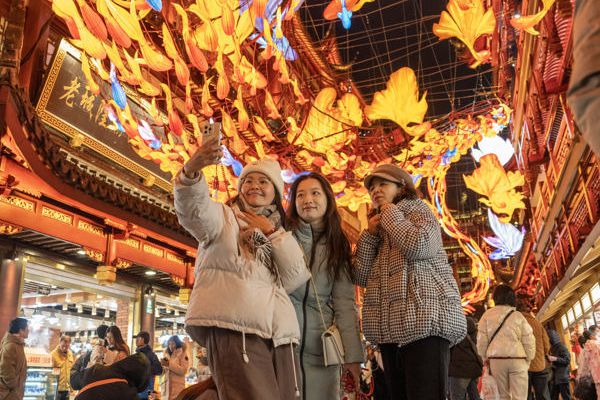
top-left (160, 336), bottom-right (189, 400)
top-left (477, 285), bottom-right (536, 400)
top-left (354, 163), bottom-right (466, 400)
top-left (547, 330), bottom-right (572, 400)
top-left (0, 317), bottom-right (28, 400)
top-left (52, 335), bottom-right (74, 400)
top-left (74, 353), bottom-right (150, 400)
top-left (105, 326), bottom-right (129, 365)
top-left (135, 331), bottom-right (163, 399)
top-left (576, 331), bottom-right (600, 399)
top-left (588, 325), bottom-right (597, 340)
top-left (448, 316), bottom-right (483, 400)
top-left (175, 137), bottom-right (309, 400)
top-left (287, 172), bottom-right (364, 399)
top-left (517, 297), bottom-right (551, 400)
top-left (87, 324), bottom-right (109, 367)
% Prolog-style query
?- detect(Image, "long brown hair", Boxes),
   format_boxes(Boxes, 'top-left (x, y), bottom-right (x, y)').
top-left (287, 173), bottom-right (352, 280)
top-left (107, 326), bottom-right (129, 354)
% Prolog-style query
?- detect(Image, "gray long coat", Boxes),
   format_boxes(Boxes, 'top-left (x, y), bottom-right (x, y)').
top-left (290, 221), bottom-right (364, 400)
top-left (354, 197), bottom-right (466, 347)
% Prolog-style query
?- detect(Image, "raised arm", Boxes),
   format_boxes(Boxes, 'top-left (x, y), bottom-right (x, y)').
top-left (353, 230), bottom-right (380, 287)
top-left (174, 137), bottom-right (226, 244)
top-left (270, 229), bottom-right (310, 293)
top-left (379, 200), bottom-right (443, 260)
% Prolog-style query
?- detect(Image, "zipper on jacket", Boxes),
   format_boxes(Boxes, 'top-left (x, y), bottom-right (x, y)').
top-left (299, 237), bottom-right (318, 400)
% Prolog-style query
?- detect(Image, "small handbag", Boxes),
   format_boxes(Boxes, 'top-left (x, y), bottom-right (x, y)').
top-left (310, 275), bottom-right (345, 366)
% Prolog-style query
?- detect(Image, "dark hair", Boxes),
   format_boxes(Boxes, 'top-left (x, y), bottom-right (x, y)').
top-left (589, 325), bottom-right (597, 332)
top-left (516, 295), bottom-right (533, 312)
top-left (287, 173), bottom-right (353, 280)
top-left (166, 335), bottom-right (183, 355)
top-left (9, 317), bottom-right (28, 334)
top-left (579, 334), bottom-right (588, 348)
top-left (227, 190), bottom-right (287, 230)
top-left (137, 331), bottom-right (150, 345)
top-left (583, 330), bottom-right (592, 340)
top-left (493, 285), bottom-right (516, 307)
top-left (96, 324), bottom-right (109, 339)
top-left (107, 326), bottom-right (129, 354)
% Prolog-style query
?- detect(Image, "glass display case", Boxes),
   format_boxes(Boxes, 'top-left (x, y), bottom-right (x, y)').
top-left (24, 348), bottom-right (58, 400)
top-left (24, 367), bottom-right (58, 400)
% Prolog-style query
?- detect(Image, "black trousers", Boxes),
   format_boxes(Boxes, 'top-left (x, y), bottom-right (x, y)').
top-left (529, 370), bottom-right (551, 400)
top-left (380, 336), bottom-right (450, 400)
top-left (55, 391), bottom-right (69, 400)
top-left (551, 383), bottom-right (571, 400)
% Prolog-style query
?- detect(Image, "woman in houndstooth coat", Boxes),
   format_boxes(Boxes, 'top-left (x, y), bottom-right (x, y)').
top-left (354, 163), bottom-right (466, 400)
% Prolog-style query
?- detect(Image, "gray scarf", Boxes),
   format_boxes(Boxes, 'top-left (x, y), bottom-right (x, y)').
top-left (233, 197), bottom-right (282, 282)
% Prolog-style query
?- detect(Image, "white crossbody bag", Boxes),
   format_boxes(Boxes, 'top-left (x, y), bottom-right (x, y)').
top-left (310, 276), bottom-right (346, 366)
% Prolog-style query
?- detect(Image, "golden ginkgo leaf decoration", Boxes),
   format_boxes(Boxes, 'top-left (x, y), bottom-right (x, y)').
top-left (364, 67), bottom-right (428, 136)
top-left (463, 154), bottom-right (525, 222)
top-left (510, 0), bottom-right (556, 36)
top-left (433, 0), bottom-right (496, 68)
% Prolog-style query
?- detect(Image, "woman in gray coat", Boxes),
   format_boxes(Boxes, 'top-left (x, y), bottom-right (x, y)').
top-left (287, 172), bottom-right (364, 400)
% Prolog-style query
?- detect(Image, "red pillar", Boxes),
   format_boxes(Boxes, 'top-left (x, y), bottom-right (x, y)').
top-left (0, 252), bottom-right (25, 338)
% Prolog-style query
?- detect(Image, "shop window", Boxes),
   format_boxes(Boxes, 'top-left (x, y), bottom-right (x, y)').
top-left (582, 293), bottom-right (592, 312)
top-left (562, 315), bottom-right (569, 330)
top-left (591, 283), bottom-right (600, 303)
top-left (574, 302), bottom-right (583, 318)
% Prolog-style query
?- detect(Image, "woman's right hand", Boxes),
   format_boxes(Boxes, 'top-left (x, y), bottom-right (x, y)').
top-left (367, 214), bottom-right (381, 235)
top-left (182, 136), bottom-right (223, 177)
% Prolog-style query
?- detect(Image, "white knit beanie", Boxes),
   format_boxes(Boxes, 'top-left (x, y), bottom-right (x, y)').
top-left (237, 159), bottom-right (285, 199)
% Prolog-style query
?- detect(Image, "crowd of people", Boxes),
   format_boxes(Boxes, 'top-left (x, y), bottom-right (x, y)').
top-left (0, 138), bottom-right (599, 400)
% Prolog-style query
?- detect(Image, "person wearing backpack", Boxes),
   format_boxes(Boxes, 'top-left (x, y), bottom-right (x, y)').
top-left (449, 316), bottom-right (483, 400)
top-left (477, 285), bottom-right (536, 400)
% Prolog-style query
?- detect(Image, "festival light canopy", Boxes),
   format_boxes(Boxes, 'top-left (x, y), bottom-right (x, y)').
top-left (48, 0), bottom-right (535, 307)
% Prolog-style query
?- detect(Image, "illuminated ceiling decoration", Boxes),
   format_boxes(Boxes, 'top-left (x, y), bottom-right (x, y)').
top-left (483, 208), bottom-right (526, 260)
top-left (48, 1), bottom-right (526, 307)
top-left (323, 0), bottom-right (375, 30)
top-left (433, 0), bottom-right (496, 68)
top-left (510, 0), bottom-right (556, 35)
top-left (471, 135), bottom-right (515, 166)
top-left (364, 67), bottom-right (429, 137)
top-left (463, 154), bottom-right (525, 222)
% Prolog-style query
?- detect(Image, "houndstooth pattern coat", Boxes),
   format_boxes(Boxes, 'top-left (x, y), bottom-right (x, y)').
top-left (354, 197), bottom-right (466, 347)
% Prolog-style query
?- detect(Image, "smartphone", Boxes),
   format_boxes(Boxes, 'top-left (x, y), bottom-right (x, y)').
top-left (201, 117), bottom-right (222, 144)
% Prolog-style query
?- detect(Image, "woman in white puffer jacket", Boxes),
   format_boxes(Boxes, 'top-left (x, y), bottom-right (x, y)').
top-left (477, 285), bottom-right (536, 400)
top-left (174, 137), bottom-right (309, 400)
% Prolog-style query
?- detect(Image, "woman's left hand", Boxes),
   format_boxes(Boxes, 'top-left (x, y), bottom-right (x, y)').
top-left (237, 212), bottom-right (275, 235)
top-left (343, 362), bottom-right (362, 393)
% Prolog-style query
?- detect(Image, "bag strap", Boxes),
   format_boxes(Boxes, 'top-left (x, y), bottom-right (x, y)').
top-left (300, 235), bottom-right (328, 332)
top-left (77, 378), bottom-right (128, 395)
top-left (465, 335), bottom-right (484, 367)
top-left (488, 310), bottom-right (516, 348)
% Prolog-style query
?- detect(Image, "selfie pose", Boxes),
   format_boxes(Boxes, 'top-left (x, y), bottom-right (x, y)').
top-left (354, 163), bottom-right (466, 400)
top-left (287, 173), bottom-right (364, 400)
top-left (174, 136), bottom-right (309, 400)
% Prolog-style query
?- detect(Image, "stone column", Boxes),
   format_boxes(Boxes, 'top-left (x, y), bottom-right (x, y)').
top-left (139, 285), bottom-right (156, 347)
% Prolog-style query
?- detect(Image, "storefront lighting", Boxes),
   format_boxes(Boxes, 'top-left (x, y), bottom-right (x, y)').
top-left (77, 249), bottom-right (86, 255)
top-left (145, 270), bottom-right (157, 276)
top-left (62, 303), bottom-right (68, 311)
top-left (104, 309), bottom-right (110, 318)
top-left (91, 306), bottom-right (97, 316)
top-left (77, 304), bottom-right (83, 313)
top-left (48, 313), bottom-right (59, 325)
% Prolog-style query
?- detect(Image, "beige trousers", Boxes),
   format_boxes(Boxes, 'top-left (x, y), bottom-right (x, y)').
top-left (489, 359), bottom-right (530, 400)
